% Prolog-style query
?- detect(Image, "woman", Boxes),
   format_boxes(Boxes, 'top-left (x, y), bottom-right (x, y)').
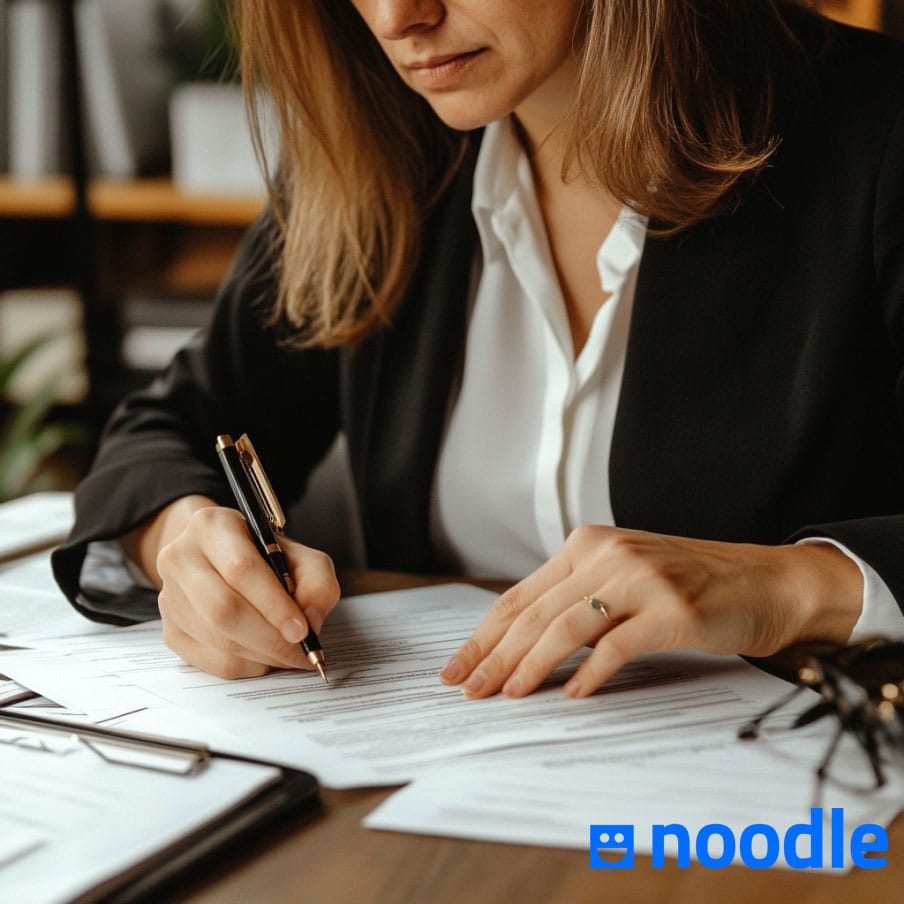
top-left (53, 1), bottom-right (904, 697)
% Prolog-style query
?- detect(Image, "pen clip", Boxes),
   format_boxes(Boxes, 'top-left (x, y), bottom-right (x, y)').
top-left (234, 433), bottom-right (286, 533)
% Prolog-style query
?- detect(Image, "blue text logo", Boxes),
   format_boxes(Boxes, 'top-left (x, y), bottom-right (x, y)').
top-left (588, 809), bottom-right (887, 870)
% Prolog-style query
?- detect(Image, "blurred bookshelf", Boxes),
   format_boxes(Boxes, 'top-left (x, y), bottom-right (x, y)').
top-left (0, 173), bottom-right (262, 422)
top-left (0, 0), bottom-right (266, 449)
top-left (0, 174), bottom-right (262, 300)
top-left (0, 0), bottom-right (899, 472)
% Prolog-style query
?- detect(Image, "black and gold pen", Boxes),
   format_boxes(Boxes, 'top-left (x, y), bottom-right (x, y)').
top-left (215, 433), bottom-right (328, 683)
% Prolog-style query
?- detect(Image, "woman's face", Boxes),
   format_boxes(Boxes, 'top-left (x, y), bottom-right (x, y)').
top-left (348, 0), bottom-right (585, 134)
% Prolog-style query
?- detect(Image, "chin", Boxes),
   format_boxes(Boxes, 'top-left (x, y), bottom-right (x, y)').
top-left (412, 84), bottom-right (515, 132)
top-left (426, 100), bottom-right (510, 132)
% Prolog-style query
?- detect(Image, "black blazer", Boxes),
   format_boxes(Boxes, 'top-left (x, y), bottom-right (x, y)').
top-left (53, 15), bottom-right (904, 621)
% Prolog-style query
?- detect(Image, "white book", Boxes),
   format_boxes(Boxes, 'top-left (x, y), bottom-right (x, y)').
top-left (120, 324), bottom-right (198, 371)
top-left (0, 0), bottom-right (9, 172)
top-left (170, 81), bottom-right (278, 194)
top-left (7, 0), bottom-right (65, 177)
top-left (75, 0), bottom-right (174, 178)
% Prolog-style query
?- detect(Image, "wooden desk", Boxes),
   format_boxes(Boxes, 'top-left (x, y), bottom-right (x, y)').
top-left (186, 571), bottom-right (904, 904)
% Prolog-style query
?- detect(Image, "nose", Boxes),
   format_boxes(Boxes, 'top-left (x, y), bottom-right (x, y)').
top-left (371, 0), bottom-right (445, 40)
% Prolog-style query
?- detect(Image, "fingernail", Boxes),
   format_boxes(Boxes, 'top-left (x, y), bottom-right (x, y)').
top-left (280, 617), bottom-right (307, 644)
top-left (563, 678), bottom-right (582, 698)
top-left (440, 656), bottom-right (463, 683)
top-left (502, 675), bottom-right (523, 697)
top-left (463, 670), bottom-right (486, 697)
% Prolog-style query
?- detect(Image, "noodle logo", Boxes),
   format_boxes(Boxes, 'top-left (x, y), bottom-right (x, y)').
top-left (590, 809), bottom-right (888, 870)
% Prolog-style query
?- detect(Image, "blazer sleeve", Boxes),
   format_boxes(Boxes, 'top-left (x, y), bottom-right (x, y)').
top-left (51, 212), bottom-right (341, 622)
top-left (790, 101), bottom-right (904, 608)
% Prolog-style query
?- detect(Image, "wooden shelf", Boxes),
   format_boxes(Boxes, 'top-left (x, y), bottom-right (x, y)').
top-left (0, 176), bottom-right (264, 226)
top-left (0, 176), bottom-right (75, 218)
top-left (90, 179), bottom-right (264, 225)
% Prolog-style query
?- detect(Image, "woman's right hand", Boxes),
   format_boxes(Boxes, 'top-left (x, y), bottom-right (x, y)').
top-left (121, 495), bottom-right (341, 679)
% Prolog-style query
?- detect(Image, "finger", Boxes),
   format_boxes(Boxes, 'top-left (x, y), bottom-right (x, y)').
top-left (562, 612), bottom-right (668, 698)
top-left (161, 620), bottom-right (273, 680)
top-left (182, 508), bottom-right (320, 644)
top-left (183, 507), bottom-right (316, 645)
top-left (284, 542), bottom-right (341, 634)
top-left (185, 574), bottom-right (311, 671)
top-left (190, 516), bottom-right (326, 644)
top-left (440, 553), bottom-right (575, 686)
top-left (158, 543), bottom-right (310, 671)
top-left (160, 577), bottom-right (309, 672)
top-left (501, 596), bottom-right (617, 697)
top-left (459, 576), bottom-right (599, 699)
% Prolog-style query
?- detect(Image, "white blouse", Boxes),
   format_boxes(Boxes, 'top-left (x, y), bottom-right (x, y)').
top-left (429, 117), bottom-right (904, 640)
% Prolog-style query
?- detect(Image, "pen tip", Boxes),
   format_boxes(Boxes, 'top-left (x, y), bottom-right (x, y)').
top-left (317, 663), bottom-right (328, 684)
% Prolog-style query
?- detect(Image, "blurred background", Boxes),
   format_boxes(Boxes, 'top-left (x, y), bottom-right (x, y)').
top-left (0, 0), bottom-right (901, 503)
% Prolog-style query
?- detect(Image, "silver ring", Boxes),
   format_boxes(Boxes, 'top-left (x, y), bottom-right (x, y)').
top-left (584, 595), bottom-right (612, 623)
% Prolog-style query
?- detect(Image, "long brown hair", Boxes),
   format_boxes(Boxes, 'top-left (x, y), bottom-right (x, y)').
top-left (235, 0), bottom-right (810, 348)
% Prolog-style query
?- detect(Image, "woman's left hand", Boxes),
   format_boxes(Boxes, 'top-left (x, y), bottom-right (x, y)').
top-left (439, 525), bottom-right (862, 699)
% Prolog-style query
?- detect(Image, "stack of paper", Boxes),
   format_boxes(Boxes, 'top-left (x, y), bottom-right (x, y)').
top-left (0, 493), bottom-right (74, 562)
top-left (1, 538), bottom-right (901, 870)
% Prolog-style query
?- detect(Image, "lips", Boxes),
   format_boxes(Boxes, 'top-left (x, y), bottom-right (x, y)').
top-left (407, 50), bottom-right (483, 70)
top-left (404, 49), bottom-right (486, 90)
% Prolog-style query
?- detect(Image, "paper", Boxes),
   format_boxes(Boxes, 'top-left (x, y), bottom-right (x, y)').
top-left (0, 646), bottom-right (260, 757)
top-left (0, 815), bottom-right (45, 870)
top-left (13, 585), bottom-right (801, 788)
top-left (0, 675), bottom-right (33, 706)
top-left (0, 645), bottom-right (165, 722)
top-left (0, 547), bottom-right (62, 595)
top-left (0, 549), bottom-right (107, 644)
top-left (0, 734), bottom-right (281, 904)
top-left (365, 724), bottom-right (904, 872)
top-left (0, 493), bottom-right (74, 560)
top-left (2, 550), bottom-right (901, 870)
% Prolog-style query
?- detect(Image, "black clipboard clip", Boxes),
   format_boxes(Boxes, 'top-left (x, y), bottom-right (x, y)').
top-left (0, 709), bottom-right (209, 775)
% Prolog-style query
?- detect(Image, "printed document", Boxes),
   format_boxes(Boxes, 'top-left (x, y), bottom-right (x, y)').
top-left (365, 725), bottom-right (904, 872)
top-left (6, 584), bottom-right (801, 788)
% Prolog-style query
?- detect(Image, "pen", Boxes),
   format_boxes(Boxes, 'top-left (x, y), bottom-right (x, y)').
top-left (215, 433), bottom-right (328, 683)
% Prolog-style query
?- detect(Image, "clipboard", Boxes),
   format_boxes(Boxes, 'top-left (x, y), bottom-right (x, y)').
top-left (0, 709), bottom-right (320, 903)
top-left (87, 768), bottom-right (320, 904)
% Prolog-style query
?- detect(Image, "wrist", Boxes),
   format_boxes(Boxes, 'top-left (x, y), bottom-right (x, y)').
top-left (120, 494), bottom-right (217, 588)
top-left (783, 542), bottom-right (863, 645)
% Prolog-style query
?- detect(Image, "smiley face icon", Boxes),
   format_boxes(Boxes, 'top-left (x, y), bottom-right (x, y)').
top-left (590, 824), bottom-right (635, 869)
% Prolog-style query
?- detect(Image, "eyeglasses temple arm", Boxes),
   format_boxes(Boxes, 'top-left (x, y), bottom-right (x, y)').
top-left (738, 684), bottom-right (807, 740)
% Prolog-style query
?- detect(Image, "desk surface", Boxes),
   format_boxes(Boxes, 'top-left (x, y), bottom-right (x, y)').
top-left (185, 571), bottom-right (903, 904)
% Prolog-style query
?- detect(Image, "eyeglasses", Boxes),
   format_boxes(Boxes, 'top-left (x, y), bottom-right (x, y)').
top-left (739, 637), bottom-right (904, 792)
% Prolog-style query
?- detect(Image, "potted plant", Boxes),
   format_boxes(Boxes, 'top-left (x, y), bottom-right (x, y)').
top-left (0, 335), bottom-right (89, 502)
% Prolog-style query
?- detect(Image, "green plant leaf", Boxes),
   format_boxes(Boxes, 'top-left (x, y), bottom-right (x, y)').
top-left (0, 331), bottom-right (63, 397)
top-left (0, 332), bottom-right (89, 501)
top-left (0, 378), bottom-right (59, 453)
